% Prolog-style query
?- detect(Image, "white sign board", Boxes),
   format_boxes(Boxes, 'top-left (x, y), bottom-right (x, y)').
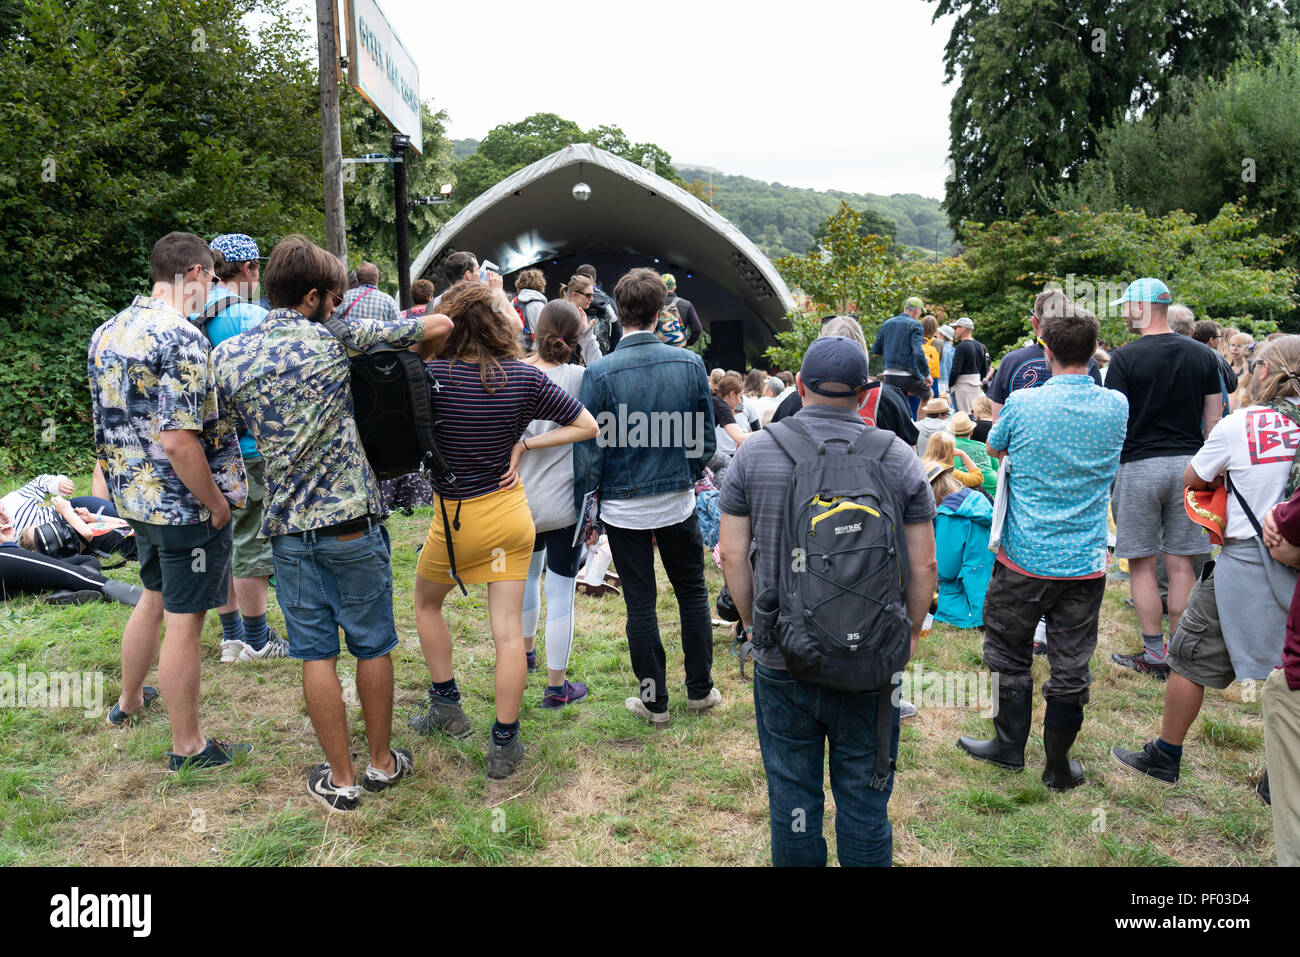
top-left (345, 0), bottom-right (422, 153)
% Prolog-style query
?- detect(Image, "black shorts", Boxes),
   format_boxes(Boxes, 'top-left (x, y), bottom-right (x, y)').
top-left (882, 373), bottom-right (930, 400)
top-left (128, 519), bottom-right (233, 614)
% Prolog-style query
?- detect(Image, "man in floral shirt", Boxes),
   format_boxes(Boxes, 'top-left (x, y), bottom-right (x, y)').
top-left (88, 231), bottom-right (249, 771)
top-left (215, 235), bottom-right (451, 813)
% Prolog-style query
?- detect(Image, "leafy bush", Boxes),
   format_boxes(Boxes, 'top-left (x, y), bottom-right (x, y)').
top-left (0, 291), bottom-right (119, 477)
top-left (907, 203), bottom-right (1296, 360)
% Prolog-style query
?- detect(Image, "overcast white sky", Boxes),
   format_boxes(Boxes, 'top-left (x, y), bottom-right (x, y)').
top-left (357, 0), bottom-right (957, 199)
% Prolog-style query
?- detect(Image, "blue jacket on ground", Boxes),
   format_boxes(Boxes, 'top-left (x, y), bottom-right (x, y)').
top-left (934, 487), bottom-right (994, 629)
top-left (871, 313), bottom-right (929, 381)
top-left (574, 331), bottom-right (716, 516)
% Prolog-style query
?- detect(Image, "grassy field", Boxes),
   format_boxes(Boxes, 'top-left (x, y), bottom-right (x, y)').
top-left (0, 502), bottom-right (1277, 866)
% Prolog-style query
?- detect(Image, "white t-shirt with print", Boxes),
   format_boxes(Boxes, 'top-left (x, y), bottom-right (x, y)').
top-left (1190, 402), bottom-right (1300, 540)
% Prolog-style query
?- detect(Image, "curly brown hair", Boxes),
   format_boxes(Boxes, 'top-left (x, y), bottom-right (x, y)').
top-left (437, 280), bottom-right (523, 392)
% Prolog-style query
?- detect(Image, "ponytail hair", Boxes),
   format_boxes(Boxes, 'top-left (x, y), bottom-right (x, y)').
top-left (534, 300), bottom-right (584, 365)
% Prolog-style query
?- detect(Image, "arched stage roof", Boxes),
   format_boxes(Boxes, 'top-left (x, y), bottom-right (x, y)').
top-left (411, 144), bottom-right (795, 368)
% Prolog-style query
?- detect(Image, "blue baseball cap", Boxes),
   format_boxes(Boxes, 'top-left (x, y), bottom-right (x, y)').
top-left (1111, 277), bottom-right (1172, 306)
top-left (209, 233), bottom-right (263, 262)
top-left (801, 336), bottom-right (869, 397)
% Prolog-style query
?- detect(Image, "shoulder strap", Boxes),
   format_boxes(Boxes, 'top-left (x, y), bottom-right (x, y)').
top-left (850, 424), bottom-right (894, 459)
top-left (201, 293), bottom-right (245, 320)
top-left (1225, 473), bottom-right (1264, 538)
top-left (764, 418), bottom-right (820, 464)
top-left (337, 286), bottom-right (375, 323)
top-left (321, 316), bottom-right (364, 354)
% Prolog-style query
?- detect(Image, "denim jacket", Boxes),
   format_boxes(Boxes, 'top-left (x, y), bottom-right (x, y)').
top-left (574, 332), bottom-right (716, 515)
top-left (870, 313), bottom-right (928, 380)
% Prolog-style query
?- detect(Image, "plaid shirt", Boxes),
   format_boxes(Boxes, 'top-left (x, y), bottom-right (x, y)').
top-left (88, 295), bottom-right (247, 525)
top-left (338, 284), bottom-right (401, 325)
top-left (213, 307), bottom-right (424, 536)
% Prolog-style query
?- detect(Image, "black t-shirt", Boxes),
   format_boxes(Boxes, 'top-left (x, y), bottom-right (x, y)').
top-left (951, 337), bottom-right (988, 379)
top-left (1105, 333), bottom-right (1221, 462)
top-left (987, 342), bottom-right (1102, 403)
top-left (971, 418), bottom-right (992, 443)
top-left (711, 394), bottom-right (736, 428)
top-left (771, 382), bottom-right (919, 446)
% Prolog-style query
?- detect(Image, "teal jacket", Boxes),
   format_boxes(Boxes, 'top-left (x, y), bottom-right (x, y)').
top-left (934, 488), bottom-right (994, 629)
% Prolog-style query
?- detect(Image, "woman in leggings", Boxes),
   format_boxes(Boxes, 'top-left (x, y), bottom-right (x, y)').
top-left (519, 300), bottom-right (601, 708)
top-left (0, 503), bottom-right (139, 605)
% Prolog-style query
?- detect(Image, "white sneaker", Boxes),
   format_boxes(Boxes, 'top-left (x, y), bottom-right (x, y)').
top-left (687, 687), bottom-right (723, 713)
top-left (625, 696), bottom-right (670, 728)
top-left (239, 631), bottom-right (289, 661)
top-left (220, 640), bottom-right (245, 663)
top-left (900, 699), bottom-right (918, 719)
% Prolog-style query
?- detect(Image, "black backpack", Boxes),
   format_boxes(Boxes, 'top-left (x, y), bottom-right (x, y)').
top-left (752, 418), bottom-right (911, 789)
top-left (589, 291), bottom-right (616, 354)
top-left (322, 313), bottom-right (465, 592)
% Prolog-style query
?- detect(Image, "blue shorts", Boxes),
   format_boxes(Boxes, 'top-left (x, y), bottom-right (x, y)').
top-left (271, 523), bottom-right (398, 661)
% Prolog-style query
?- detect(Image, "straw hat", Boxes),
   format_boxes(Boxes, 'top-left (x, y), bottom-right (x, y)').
top-left (925, 462), bottom-right (954, 484)
top-left (923, 396), bottom-right (951, 416)
top-left (949, 412), bottom-right (975, 436)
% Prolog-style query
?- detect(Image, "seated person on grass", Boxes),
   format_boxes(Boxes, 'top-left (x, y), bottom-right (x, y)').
top-left (0, 502), bottom-right (140, 606)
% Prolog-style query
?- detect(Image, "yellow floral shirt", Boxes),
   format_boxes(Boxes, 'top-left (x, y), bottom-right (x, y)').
top-left (88, 296), bottom-right (247, 524)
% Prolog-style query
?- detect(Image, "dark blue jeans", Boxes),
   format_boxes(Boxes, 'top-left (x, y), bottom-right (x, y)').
top-left (752, 662), bottom-right (899, 866)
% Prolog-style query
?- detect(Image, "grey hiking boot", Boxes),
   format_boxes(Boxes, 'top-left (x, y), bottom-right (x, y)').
top-left (409, 690), bottom-right (473, 739)
top-left (486, 735), bottom-right (525, 780)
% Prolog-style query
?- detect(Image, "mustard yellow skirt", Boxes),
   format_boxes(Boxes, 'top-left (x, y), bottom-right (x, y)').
top-left (416, 484), bottom-right (535, 584)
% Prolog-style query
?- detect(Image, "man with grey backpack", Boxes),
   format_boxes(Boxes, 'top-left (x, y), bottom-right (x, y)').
top-left (718, 336), bottom-right (937, 866)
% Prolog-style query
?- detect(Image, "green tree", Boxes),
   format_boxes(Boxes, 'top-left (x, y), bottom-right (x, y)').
top-left (342, 98), bottom-right (457, 289)
top-left (448, 113), bottom-right (682, 213)
top-left (907, 204), bottom-right (1296, 360)
top-left (928, 0), bottom-right (1300, 232)
top-left (683, 178), bottom-right (722, 211)
top-left (765, 203), bottom-right (911, 370)
top-left (1065, 41), bottom-right (1300, 261)
top-left (0, 0), bottom-right (323, 474)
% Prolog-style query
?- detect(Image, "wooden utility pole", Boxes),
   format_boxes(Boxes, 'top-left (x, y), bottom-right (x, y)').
top-left (316, 0), bottom-right (348, 263)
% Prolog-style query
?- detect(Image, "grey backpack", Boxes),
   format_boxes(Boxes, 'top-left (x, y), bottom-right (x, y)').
top-left (753, 418), bottom-right (912, 787)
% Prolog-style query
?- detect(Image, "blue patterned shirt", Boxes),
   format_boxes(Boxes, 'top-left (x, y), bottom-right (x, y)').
top-left (88, 295), bottom-right (247, 525)
top-left (213, 307), bottom-right (424, 536)
top-left (338, 284), bottom-right (401, 325)
top-left (987, 374), bottom-right (1128, 577)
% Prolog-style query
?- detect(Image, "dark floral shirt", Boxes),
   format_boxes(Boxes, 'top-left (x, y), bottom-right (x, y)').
top-left (214, 307), bottom-right (424, 536)
top-left (88, 295), bottom-right (247, 525)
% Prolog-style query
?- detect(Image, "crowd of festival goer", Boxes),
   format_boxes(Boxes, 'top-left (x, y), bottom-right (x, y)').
top-left (5, 227), bottom-right (1297, 867)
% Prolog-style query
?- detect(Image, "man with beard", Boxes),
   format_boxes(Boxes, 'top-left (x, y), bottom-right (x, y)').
top-left (214, 236), bottom-right (452, 812)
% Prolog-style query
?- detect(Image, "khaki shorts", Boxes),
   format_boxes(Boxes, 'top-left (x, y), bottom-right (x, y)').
top-left (231, 456), bottom-right (274, 579)
top-left (1166, 563), bottom-right (1234, 690)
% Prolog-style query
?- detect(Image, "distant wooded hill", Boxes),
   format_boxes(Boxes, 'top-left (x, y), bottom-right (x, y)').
top-left (676, 167), bottom-right (954, 260)
top-left (448, 138), bottom-right (952, 261)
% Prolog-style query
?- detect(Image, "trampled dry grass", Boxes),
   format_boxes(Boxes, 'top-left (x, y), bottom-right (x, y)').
top-left (0, 506), bottom-right (1278, 866)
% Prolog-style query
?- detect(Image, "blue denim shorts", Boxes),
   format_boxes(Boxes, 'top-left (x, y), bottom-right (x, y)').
top-left (271, 523), bottom-right (398, 661)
